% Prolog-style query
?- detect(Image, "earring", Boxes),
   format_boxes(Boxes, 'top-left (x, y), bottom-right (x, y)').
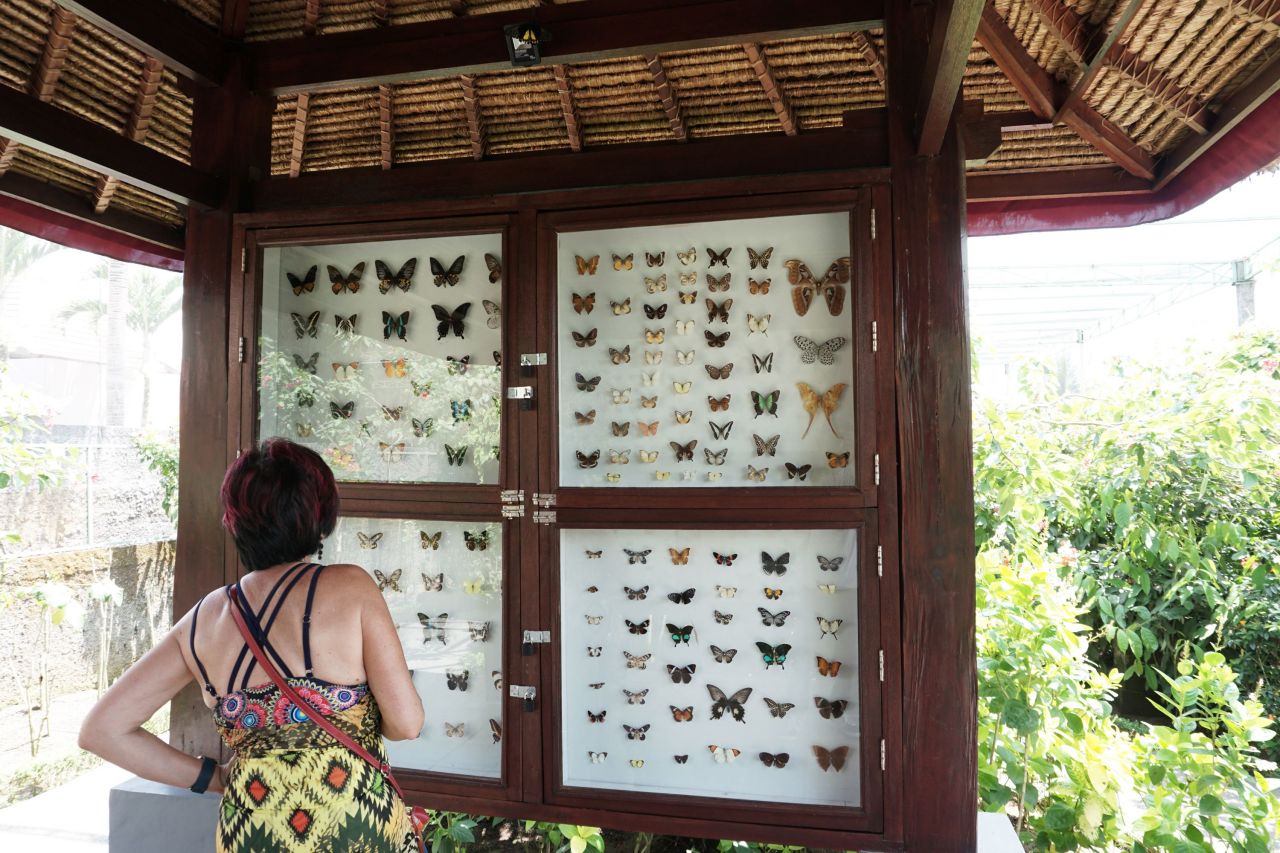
top-left (317, 541), bottom-right (324, 560)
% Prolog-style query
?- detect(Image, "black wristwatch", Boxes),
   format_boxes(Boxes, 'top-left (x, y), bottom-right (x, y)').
top-left (190, 756), bottom-right (218, 794)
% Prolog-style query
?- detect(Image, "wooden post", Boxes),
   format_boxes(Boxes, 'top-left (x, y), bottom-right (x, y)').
top-left (171, 58), bottom-right (273, 758)
top-left (887, 1), bottom-right (977, 849)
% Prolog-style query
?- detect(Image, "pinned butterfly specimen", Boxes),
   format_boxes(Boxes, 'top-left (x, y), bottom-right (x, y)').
top-left (675, 319), bottom-right (695, 335)
top-left (451, 399), bottom-right (472, 423)
top-left (796, 382), bottom-right (847, 438)
top-left (709, 745), bottom-right (741, 763)
top-left (764, 697), bottom-right (795, 718)
top-left (645, 328), bottom-right (665, 344)
top-left (759, 751), bottom-right (789, 768)
top-left (575, 372), bottom-right (601, 392)
top-left (445, 722), bottom-right (465, 738)
top-left (761, 551), bottom-right (790, 575)
top-left (587, 646), bottom-right (602, 657)
top-left (485, 253), bottom-right (502, 284)
top-left (610, 298), bottom-right (632, 316)
top-left (667, 588), bottom-right (696, 605)
top-left (746, 314), bottom-right (771, 336)
top-left (756, 642), bottom-right (791, 669)
top-left (330, 400), bottom-right (355, 420)
top-left (429, 256), bottom-right (464, 287)
top-left (585, 550), bottom-right (602, 559)
top-left (758, 607), bottom-right (791, 627)
top-left (818, 555), bottom-right (845, 572)
top-left (572, 292), bottom-right (596, 314)
top-left (624, 688), bottom-right (649, 705)
top-left (707, 684), bottom-right (752, 722)
top-left (587, 680), bottom-right (602, 688)
top-left (489, 717), bottom-right (502, 744)
top-left (715, 585), bottom-right (737, 598)
top-left (333, 316), bottom-right (365, 343)
top-left (678, 289), bottom-right (697, 305)
top-left (446, 355), bottom-right (471, 375)
top-left (750, 389), bottom-right (780, 419)
top-left (573, 410), bottom-right (597, 427)
top-left (587, 710), bottom-right (607, 723)
top-left (572, 328), bottom-right (598, 348)
top-left (612, 253), bottom-right (634, 271)
top-left (704, 330), bottom-right (730, 348)
top-left (421, 572), bottom-right (444, 592)
top-left (297, 389), bottom-right (316, 408)
top-left (748, 278), bottom-right (771, 295)
top-left (645, 251), bottom-right (665, 267)
top-left (636, 421), bottom-right (658, 437)
top-left (813, 745), bottom-right (851, 772)
top-left (377, 258), bottom-right (418, 293)
top-left (704, 448), bottom-right (727, 466)
top-left (679, 270), bottom-right (698, 286)
top-left (464, 529), bottom-right (490, 551)
top-left (643, 350), bottom-right (663, 366)
top-left (461, 577), bottom-right (485, 596)
top-left (706, 274), bottom-right (732, 295)
top-left (705, 363), bottom-right (734, 381)
top-left (707, 395), bottom-right (731, 413)
top-left (332, 361), bottom-right (360, 380)
top-left (446, 670), bottom-right (470, 692)
top-left (288, 265), bottom-right (317, 295)
top-left (815, 657), bottom-right (843, 678)
top-left (431, 303), bottom-right (469, 340)
top-left (291, 311), bottom-right (321, 339)
top-left (412, 417), bottom-right (436, 438)
top-left (575, 255), bottom-right (600, 276)
top-left (482, 299), bottom-right (501, 329)
top-left (624, 548), bottom-right (651, 564)
top-left (794, 335), bottom-right (848, 366)
top-left (815, 696), bottom-right (848, 719)
top-left (608, 345), bottom-right (631, 365)
top-left (667, 663), bottom-right (696, 684)
top-left (638, 395), bottom-right (655, 408)
top-left (666, 704), bottom-right (694, 723)
top-left (705, 298), bottom-right (733, 323)
top-left (710, 645), bottom-right (738, 664)
top-left (382, 403), bottom-right (405, 421)
top-left (669, 440), bottom-right (697, 462)
top-left (713, 551), bottom-right (737, 566)
top-left (763, 587), bottom-right (783, 600)
top-left (585, 615), bottom-right (603, 625)
top-left (666, 623), bottom-right (693, 646)
top-left (624, 651), bottom-right (651, 669)
top-left (418, 612), bottom-right (448, 644)
top-left (784, 462), bottom-right (812, 481)
top-left (380, 357), bottom-right (407, 378)
top-left (576, 450), bottom-right (600, 469)
top-left (445, 444), bottom-right (469, 466)
top-left (327, 263), bottom-right (365, 294)
top-left (624, 585), bottom-right (649, 601)
top-left (747, 247), bottom-right (773, 269)
top-left (638, 449), bottom-right (658, 463)
top-left (294, 423), bottom-right (313, 438)
top-left (673, 754), bottom-right (689, 765)
top-left (378, 442), bottom-right (406, 462)
top-left (786, 257), bottom-right (851, 317)
top-left (709, 421), bottom-right (734, 440)
top-left (748, 433), bottom-right (779, 458)
top-left (588, 750), bottom-right (607, 763)
top-left (672, 380), bottom-right (692, 395)
top-left (373, 568), bottom-right (402, 592)
top-left (746, 465), bottom-right (768, 482)
top-left (469, 621), bottom-right (491, 641)
top-left (827, 451), bottom-right (851, 468)
top-left (381, 311), bottom-right (410, 341)
top-left (676, 248), bottom-right (696, 266)
top-left (668, 547), bottom-right (690, 565)
top-left (625, 619), bottom-right (650, 635)
top-left (586, 585), bottom-right (599, 594)
top-left (707, 247), bottom-right (732, 267)
top-left (817, 617), bottom-right (844, 639)
top-left (817, 583), bottom-right (837, 595)
top-left (674, 410), bottom-right (692, 424)
top-left (293, 352), bottom-right (319, 374)
top-left (643, 303), bottom-right (668, 320)
top-left (644, 275), bottom-right (667, 293)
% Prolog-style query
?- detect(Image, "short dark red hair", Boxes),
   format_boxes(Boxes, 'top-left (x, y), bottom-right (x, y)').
top-left (220, 438), bottom-right (339, 571)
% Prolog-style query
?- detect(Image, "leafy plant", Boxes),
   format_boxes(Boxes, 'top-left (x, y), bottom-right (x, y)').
top-left (134, 431), bottom-right (179, 523)
top-left (0, 364), bottom-right (76, 495)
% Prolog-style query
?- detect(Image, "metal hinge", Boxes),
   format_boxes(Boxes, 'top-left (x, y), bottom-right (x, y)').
top-left (873, 453), bottom-right (880, 486)
top-left (876, 545), bottom-right (883, 578)
top-left (532, 492), bottom-right (556, 508)
top-left (500, 489), bottom-right (525, 503)
top-left (506, 385), bottom-right (534, 400)
top-left (871, 320), bottom-right (878, 353)
top-left (501, 505), bottom-right (525, 518)
top-left (880, 739), bottom-right (886, 771)
top-left (240, 247), bottom-right (246, 272)
top-left (533, 510), bottom-right (557, 525)
top-left (878, 649), bottom-right (885, 682)
top-left (870, 207), bottom-right (877, 240)
top-left (509, 685), bottom-right (536, 700)
top-left (519, 353), bottom-right (548, 368)
top-left (237, 336), bottom-right (246, 363)
top-left (522, 630), bottom-right (551, 645)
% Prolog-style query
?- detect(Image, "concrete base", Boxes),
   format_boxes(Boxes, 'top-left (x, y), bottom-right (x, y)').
top-left (977, 811), bottom-right (1022, 852)
top-left (109, 776), bottom-right (219, 853)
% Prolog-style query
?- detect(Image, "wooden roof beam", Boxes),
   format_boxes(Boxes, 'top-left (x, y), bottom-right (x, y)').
top-left (287, 92), bottom-right (310, 177)
top-left (0, 83), bottom-right (220, 206)
top-left (221, 0), bottom-right (251, 38)
top-left (968, 165), bottom-right (1151, 201)
top-left (459, 75), bottom-right (485, 160)
top-left (0, 169), bottom-right (183, 250)
top-left (851, 31), bottom-right (885, 88)
top-left (1052, 0), bottom-right (1144, 120)
top-left (645, 54), bottom-right (687, 142)
top-left (248, 0), bottom-right (884, 95)
top-left (378, 85), bottom-right (392, 169)
top-left (0, 6), bottom-right (78, 177)
top-left (916, 0), bottom-right (986, 155)
top-left (976, 4), bottom-right (1155, 179)
top-left (94, 56), bottom-right (165, 213)
top-left (743, 42), bottom-right (797, 136)
top-left (53, 0), bottom-right (225, 85)
top-left (553, 65), bottom-right (583, 151)
top-left (1216, 0), bottom-right (1280, 32)
top-left (304, 0), bottom-right (320, 35)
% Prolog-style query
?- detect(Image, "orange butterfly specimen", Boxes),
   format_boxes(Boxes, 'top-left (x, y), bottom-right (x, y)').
top-left (575, 255), bottom-right (600, 275)
top-left (382, 357), bottom-right (407, 378)
top-left (669, 547), bottom-right (690, 565)
top-left (328, 262), bottom-right (365, 294)
top-left (812, 745), bottom-right (851, 772)
top-left (826, 451), bottom-right (850, 468)
top-left (748, 278), bottom-right (771, 295)
top-left (707, 395), bottom-right (731, 413)
top-left (785, 257), bottom-right (851, 317)
top-left (816, 656), bottom-right (842, 677)
top-left (637, 421), bottom-right (659, 437)
top-left (669, 705), bottom-right (694, 722)
top-left (572, 292), bottom-right (596, 314)
top-left (796, 382), bottom-right (847, 439)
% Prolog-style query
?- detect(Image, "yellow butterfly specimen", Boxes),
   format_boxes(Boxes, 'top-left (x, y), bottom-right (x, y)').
top-left (669, 547), bottom-right (690, 565)
top-left (645, 275), bottom-right (668, 293)
top-left (463, 578), bottom-right (486, 594)
top-left (672, 380), bottom-right (692, 394)
top-left (655, 471), bottom-right (671, 480)
top-left (638, 449), bottom-right (658, 463)
top-left (676, 248), bottom-right (696, 266)
top-left (673, 410), bottom-right (692, 424)
top-left (611, 298), bottom-right (632, 315)
top-left (575, 254), bottom-right (600, 275)
top-left (645, 328), bottom-right (666, 344)
top-left (382, 357), bottom-right (408, 378)
top-left (796, 382), bottom-right (848, 439)
top-left (606, 472), bottom-right (622, 482)
top-left (613, 253), bottom-right (634, 271)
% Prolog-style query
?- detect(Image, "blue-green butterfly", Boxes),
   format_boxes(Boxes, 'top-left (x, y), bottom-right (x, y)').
top-left (445, 444), bottom-right (468, 466)
top-left (665, 623), bottom-right (692, 646)
top-left (382, 310), bottom-right (410, 341)
top-left (451, 399), bottom-right (472, 423)
top-left (751, 389), bottom-right (780, 418)
top-left (412, 417), bottom-right (435, 438)
top-left (755, 642), bottom-right (791, 669)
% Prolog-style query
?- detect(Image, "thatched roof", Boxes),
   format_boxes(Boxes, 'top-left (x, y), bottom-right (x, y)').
top-left (0, 0), bottom-right (1276, 232)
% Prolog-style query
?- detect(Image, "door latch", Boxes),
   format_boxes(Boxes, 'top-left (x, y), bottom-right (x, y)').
top-left (506, 385), bottom-right (535, 410)
top-left (522, 630), bottom-right (551, 656)
top-left (509, 684), bottom-right (537, 711)
top-left (520, 352), bottom-right (548, 377)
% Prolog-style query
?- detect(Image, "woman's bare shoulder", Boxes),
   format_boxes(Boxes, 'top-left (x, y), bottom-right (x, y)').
top-left (321, 563), bottom-right (376, 593)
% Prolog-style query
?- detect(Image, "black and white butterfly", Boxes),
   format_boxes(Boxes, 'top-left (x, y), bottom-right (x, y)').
top-left (623, 724), bottom-right (650, 741)
top-left (817, 555), bottom-right (845, 572)
top-left (625, 619), bottom-right (651, 635)
top-left (763, 697), bottom-right (795, 718)
top-left (761, 551), bottom-right (790, 576)
top-left (431, 303), bottom-right (470, 340)
top-left (446, 670), bottom-right (469, 691)
top-left (623, 689), bottom-right (649, 705)
top-left (710, 645), bottom-right (738, 664)
top-left (713, 610), bottom-right (734, 625)
top-left (418, 612), bottom-right (448, 644)
top-left (758, 607), bottom-right (791, 627)
top-left (784, 462), bottom-right (812, 481)
top-left (752, 352), bottom-right (774, 374)
top-left (624, 548), bottom-right (651, 565)
top-left (334, 314), bottom-right (358, 337)
top-left (752, 434), bottom-right (780, 457)
top-left (373, 569), bottom-right (402, 592)
top-left (624, 585), bottom-right (649, 601)
top-left (575, 372), bottom-right (601, 392)
top-left (666, 664), bottom-right (697, 684)
top-left (291, 311), bottom-right (320, 338)
top-left (707, 684), bottom-right (752, 722)
top-left (709, 421), bottom-right (734, 440)
top-left (793, 335), bottom-right (848, 365)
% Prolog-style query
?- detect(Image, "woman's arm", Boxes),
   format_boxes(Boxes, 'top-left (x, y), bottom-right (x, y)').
top-left (79, 627), bottom-right (225, 794)
top-left (351, 567), bottom-right (425, 740)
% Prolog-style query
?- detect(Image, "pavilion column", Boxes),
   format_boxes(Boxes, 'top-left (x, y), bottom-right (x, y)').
top-left (886, 2), bottom-right (979, 850)
top-left (172, 58), bottom-right (273, 759)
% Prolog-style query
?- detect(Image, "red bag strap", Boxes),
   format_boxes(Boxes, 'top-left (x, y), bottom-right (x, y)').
top-left (226, 585), bottom-right (405, 800)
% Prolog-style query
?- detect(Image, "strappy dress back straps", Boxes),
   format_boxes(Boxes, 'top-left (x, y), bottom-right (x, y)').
top-left (224, 561), bottom-right (316, 693)
top-left (188, 593), bottom-right (217, 698)
top-left (301, 564), bottom-right (329, 678)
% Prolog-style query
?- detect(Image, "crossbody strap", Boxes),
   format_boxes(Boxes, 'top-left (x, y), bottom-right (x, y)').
top-left (226, 585), bottom-right (405, 801)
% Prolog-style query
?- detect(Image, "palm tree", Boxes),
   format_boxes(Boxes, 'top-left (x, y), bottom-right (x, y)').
top-left (0, 227), bottom-right (64, 361)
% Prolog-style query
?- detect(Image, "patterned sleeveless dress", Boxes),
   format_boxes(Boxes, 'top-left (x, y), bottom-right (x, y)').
top-left (190, 563), bottom-right (418, 853)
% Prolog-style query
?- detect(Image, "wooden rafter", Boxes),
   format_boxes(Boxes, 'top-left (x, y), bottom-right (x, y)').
top-left (378, 85), bottom-right (392, 170)
top-left (916, 0), bottom-right (986, 155)
top-left (851, 31), bottom-right (885, 88)
top-left (0, 170), bottom-right (183, 249)
top-left (976, 4), bottom-right (1155, 179)
top-left (1220, 0), bottom-right (1280, 32)
top-left (94, 56), bottom-right (165, 212)
top-left (553, 65), bottom-right (583, 152)
top-left (968, 164), bottom-right (1150, 200)
top-left (371, 0), bottom-right (389, 27)
top-left (1052, 0), bottom-right (1145, 121)
top-left (449, 0), bottom-right (466, 16)
top-left (459, 75), bottom-right (485, 160)
top-left (221, 0), bottom-right (251, 37)
top-left (287, 92), bottom-right (310, 177)
top-left (304, 0), bottom-right (320, 35)
top-left (53, 0), bottom-right (223, 84)
top-left (743, 43), bottom-right (797, 136)
top-left (645, 54), bottom-right (687, 142)
top-left (1106, 47), bottom-right (1212, 133)
top-left (0, 7), bottom-right (79, 178)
